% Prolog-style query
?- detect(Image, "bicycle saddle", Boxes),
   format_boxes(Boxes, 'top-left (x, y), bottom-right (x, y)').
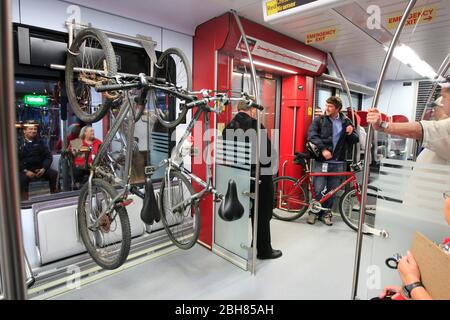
top-left (218, 180), bottom-right (244, 222)
top-left (293, 152), bottom-right (310, 165)
top-left (140, 178), bottom-right (160, 225)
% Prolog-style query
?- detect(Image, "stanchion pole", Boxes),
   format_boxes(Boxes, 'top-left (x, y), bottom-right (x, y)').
top-left (351, 0), bottom-right (417, 300)
top-left (0, 0), bottom-right (28, 300)
top-left (231, 10), bottom-right (261, 275)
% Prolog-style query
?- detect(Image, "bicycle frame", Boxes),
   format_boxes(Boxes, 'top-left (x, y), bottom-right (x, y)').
top-left (164, 104), bottom-right (221, 211)
top-left (280, 170), bottom-right (360, 208)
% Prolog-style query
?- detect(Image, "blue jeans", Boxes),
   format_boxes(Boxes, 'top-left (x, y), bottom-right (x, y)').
top-left (312, 161), bottom-right (345, 217)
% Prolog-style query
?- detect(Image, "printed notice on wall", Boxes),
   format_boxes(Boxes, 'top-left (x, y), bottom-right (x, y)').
top-left (236, 36), bottom-right (322, 73)
top-left (265, 0), bottom-right (319, 17)
top-left (386, 6), bottom-right (436, 29)
top-left (306, 27), bottom-right (337, 44)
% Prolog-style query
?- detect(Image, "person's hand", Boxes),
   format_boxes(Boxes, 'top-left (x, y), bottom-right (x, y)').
top-left (379, 286), bottom-right (402, 299)
top-left (322, 149), bottom-right (332, 160)
top-left (25, 170), bottom-right (36, 179)
top-left (35, 168), bottom-right (46, 178)
top-left (367, 108), bottom-right (382, 130)
top-left (398, 251), bottom-right (421, 286)
top-left (346, 125), bottom-right (353, 135)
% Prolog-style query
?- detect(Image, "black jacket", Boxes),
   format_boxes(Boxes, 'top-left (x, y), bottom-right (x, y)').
top-left (18, 137), bottom-right (53, 172)
top-left (307, 113), bottom-right (359, 162)
top-left (222, 112), bottom-right (275, 169)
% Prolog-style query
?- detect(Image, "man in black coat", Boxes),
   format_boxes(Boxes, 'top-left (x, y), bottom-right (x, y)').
top-left (18, 125), bottom-right (58, 200)
top-left (307, 96), bottom-right (359, 225)
top-left (222, 101), bottom-right (282, 260)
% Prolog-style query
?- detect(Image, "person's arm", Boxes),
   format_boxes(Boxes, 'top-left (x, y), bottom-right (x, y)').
top-left (367, 108), bottom-right (423, 139)
top-left (410, 286), bottom-right (433, 300)
top-left (345, 119), bottom-right (359, 144)
top-left (420, 117), bottom-right (450, 160)
top-left (398, 251), bottom-right (433, 300)
top-left (307, 118), bottom-right (326, 151)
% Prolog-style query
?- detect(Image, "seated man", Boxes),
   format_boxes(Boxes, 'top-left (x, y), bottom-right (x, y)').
top-left (18, 124), bottom-right (58, 200)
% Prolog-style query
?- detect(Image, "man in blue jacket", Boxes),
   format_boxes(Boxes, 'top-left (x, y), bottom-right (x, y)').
top-left (307, 96), bottom-right (359, 225)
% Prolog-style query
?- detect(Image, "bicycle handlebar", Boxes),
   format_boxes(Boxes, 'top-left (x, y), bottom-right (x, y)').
top-left (95, 82), bottom-right (141, 92)
top-left (185, 95), bottom-right (264, 112)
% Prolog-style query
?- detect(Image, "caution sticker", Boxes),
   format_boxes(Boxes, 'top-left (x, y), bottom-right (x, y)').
top-left (386, 6), bottom-right (436, 30)
top-left (306, 27), bottom-right (337, 45)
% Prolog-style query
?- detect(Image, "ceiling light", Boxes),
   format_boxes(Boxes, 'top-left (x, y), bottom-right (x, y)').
top-left (384, 44), bottom-right (437, 79)
top-left (241, 58), bottom-right (297, 74)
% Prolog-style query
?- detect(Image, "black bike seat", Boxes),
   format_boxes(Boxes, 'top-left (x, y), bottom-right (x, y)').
top-left (218, 180), bottom-right (244, 222)
top-left (294, 152), bottom-right (310, 160)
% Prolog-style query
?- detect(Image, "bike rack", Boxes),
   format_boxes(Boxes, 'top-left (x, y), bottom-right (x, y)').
top-left (50, 21), bottom-right (159, 78)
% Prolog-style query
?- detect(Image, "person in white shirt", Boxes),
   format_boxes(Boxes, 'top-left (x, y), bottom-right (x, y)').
top-left (367, 82), bottom-right (450, 164)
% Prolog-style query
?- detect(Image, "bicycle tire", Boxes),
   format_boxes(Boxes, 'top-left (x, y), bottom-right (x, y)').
top-left (78, 178), bottom-right (131, 269)
top-left (159, 170), bottom-right (200, 249)
top-left (65, 28), bottom-right (118, 124)
top-left (338, 185), bottom-right (379, 233)
top-left (272, 176), bottom-right (309, 221)
top-left (154, 48), bottom-right (192, 128)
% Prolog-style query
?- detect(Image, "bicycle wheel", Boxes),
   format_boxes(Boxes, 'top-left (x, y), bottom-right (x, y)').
top-left (159, 170), bottom-right (200, 249)
top-left (78, 178), bottom-right (131, 269)
top-left (272, 176), bottom-right (309, 221)
top-left (153, 48), bottom-right (192, 128)
top-left (66, 28), bottom-right (119, 124)
top-left (339, 185), bottom-right (379, 233)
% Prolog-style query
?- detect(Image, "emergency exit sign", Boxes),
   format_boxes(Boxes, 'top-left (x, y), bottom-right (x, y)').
top-left (387, 6), bottom-right (436, 30)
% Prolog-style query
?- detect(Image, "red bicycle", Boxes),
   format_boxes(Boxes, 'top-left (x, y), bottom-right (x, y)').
top-left (272, 152), bottom-right (378, 232)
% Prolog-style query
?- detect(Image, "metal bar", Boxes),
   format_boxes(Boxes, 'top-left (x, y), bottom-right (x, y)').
top-left (231, 10), bottom-right (261, 276)
top-left (328, 52), bottom-right (360, 163)
top-left (50, 64), bottom-right (139, 78)
top-left (0, 0), bottom-right (28, 300)
top-left (292, 106), bottom-right (298, 154)
top-left (420, 53), bottom-right (450, 121)
top-left (328, 52), bottom-right (356, 126)
top-left (65, 21), bottom-right (157, 46)
top-left (318, 74), bottom-right (375, 96)
top-left (351, 0), bottom-right (418, 300)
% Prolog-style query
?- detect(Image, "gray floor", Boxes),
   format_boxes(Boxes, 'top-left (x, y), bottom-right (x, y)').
top-left (55, 216), bottom-right (372, 300)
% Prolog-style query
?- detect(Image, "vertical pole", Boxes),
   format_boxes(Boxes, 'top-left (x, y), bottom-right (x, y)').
top-left (231, 10), bottom-right (261, 275)
top-left (0, 0), bottom-right (28, 300)
top-left (351, 0), bottom-right (417, 300)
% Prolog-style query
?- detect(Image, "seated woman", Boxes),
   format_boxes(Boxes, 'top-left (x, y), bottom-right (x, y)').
top-left (379, 195), bottom-right (450, 300)
top-left (69, 126), bottom-right (102, 188)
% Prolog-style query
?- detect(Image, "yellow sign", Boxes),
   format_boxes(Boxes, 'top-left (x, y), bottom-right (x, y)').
top-left (306, 28), bottom-right (337, 45)
top-left (266, 0), bottom-right (301, 16)
top-left (387, 6), bottom-right (436, 30)
top-left (308, 106), bottom-right (313, 116)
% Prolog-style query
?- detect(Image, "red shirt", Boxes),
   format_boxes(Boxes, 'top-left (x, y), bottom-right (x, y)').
top-left (72, 138), bottom-right (102, 168)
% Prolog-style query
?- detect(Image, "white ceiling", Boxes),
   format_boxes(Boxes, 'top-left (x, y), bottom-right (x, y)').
top-left (66, 0), bottom-right (450, 85)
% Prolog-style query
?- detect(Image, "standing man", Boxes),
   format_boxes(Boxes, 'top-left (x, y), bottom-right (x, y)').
top-left (223, 101), bottom-right (282, 260)
top-left (307, 96), bottom-right (359, 225)
top-left (18, 124), bottom-right (58, 200)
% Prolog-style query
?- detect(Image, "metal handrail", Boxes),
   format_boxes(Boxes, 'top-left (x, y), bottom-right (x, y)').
top-left (0, 0), bottom-right (28, 300)
top-left (351, 0), bottom-right (418, 300)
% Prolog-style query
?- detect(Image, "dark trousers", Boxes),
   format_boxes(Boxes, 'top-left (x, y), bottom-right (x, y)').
top-left (250, 174), bottom-right (273, 254)
top-left (73, 167), bottom-right (90, 187)
top-left (312, 161), bottom-right (345, 217)
top-left (20, 168), bottom-right (58, 200)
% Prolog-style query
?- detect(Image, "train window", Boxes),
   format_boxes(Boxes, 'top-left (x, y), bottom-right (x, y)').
top-left (14, 25), bottom-right (174, 206)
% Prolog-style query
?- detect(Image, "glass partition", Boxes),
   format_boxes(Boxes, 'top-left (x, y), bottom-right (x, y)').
top-left (353, 0), bottom-right (450, 300)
